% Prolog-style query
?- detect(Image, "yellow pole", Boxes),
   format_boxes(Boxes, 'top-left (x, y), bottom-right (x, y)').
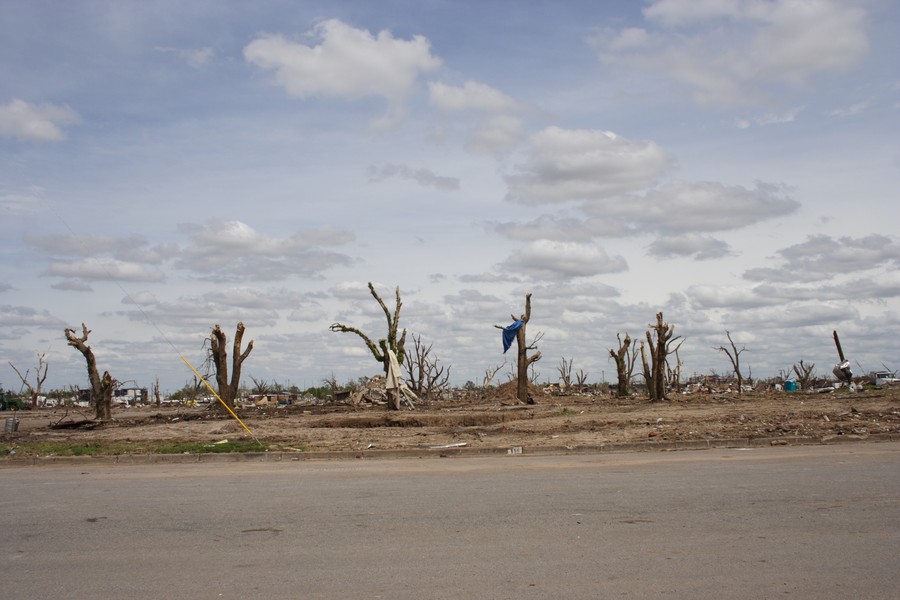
top-left (179, 354), bottom-right (258, 442)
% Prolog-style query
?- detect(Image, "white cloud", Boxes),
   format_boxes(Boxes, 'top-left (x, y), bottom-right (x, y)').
top-left (735, 106), bottom-right (804, 128)
top-left (504, 126), bottom-right (671, 205)
top-left (498, 239), bottom-right (628, 280)
top-left (367, 164), bottom-right (460, 191)
top-left (0, 304), bottom-right (66, 332)
top-left (599, 180), bottom-right (800, 235)
top-left (599, 0), bottom-right (871, 106)
top-left (647, 234), bottom-right (732, 260)
top-left (744, 234), bottom-right (900, 283)
top-left (244, 19), bottom-right (441, 123)
top-left (827, 100), bottom-right (870, 117)
top-left (175, 220), bottom-right (355, 281)
top-left (429, 80), bottom-right (522, 112)
top-left (465, 115), bottom-right (524, 156)
top-left (46, 258), bottom-right (166, 282)
top-left (0, 99), bottom-right (81, 141)
top-left (121, 291), bottom-right (159, 305)
top-left (499, 180), bottom-right (798, 243)
top-left (686, 284), bottom-right (779, 310)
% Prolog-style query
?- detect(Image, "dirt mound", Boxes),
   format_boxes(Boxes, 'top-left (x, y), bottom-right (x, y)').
top-left (485, 380), bottom-right (549, 404)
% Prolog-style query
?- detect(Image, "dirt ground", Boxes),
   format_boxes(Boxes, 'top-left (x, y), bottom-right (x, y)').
top-left (4, 382), bottom-right (900, 457)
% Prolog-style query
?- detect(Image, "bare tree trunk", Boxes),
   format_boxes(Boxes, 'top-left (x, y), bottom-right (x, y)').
top-left (609, 333), bottom-right (633, 397)
top-left (210, 322), bottom-right (254, 411)
top-left (64, 324), bottom-right (114, 421)
top-left (717, 331), bottom-right (746, 399)
top-left (496, 293), bottom-right (541, 404)
top-left (557, 357), bottom-right (573, 393)
top-left (645, 312), bottom-right (679, 402)
top-left (640, 340), bottom-right (656, 402)
top-left (9, 353), bottom-right (48, 409)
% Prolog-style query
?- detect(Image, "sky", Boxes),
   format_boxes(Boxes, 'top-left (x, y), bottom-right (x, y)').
top-left (2, 0), bottom-right (899, 394)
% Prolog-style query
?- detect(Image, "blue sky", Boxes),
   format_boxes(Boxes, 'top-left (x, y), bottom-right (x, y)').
top-left (2, 0), bottom-right (899, 393)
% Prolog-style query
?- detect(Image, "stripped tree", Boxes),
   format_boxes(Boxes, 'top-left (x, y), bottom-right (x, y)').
top-left (717, 331), bottom-right (747, 398)
top-left (8, 352), bottom-right (49, 409)
top-left (574, 368), bottom-right (589, 393)
top-left (209, 322), bottom-right (254, 411)
top-left (793, 360), bottom-right (816, 390)
top-left (557, 357), bottom-right (573, 392)
top-left (609, 333), bottom-right (638, 397)
top-left (641, 312), bottom-right (681, 402)
top-left (403, 334), bottom-right (451, 401)
top-left (64, 323), bottom-right (115, 421)
top-left (494, 293), bottom-right (541, 404)
top-left (482, 362), bottom-right (505, 389)
top-left (330, 282), bottom-right (408, 410)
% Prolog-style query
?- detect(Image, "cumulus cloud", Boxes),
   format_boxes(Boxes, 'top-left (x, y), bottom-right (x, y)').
top-left (367, 164), bottom-right (460, 191)
top-left (0, 304), bottom-right (67, 331)
top-left (121, 291), bottom-right (158, 305)
top-left (244, 19), bottom-right (441, 126)
top-left (51, 280), bottom-right (93, 292)
top-left (498, 240), bottom-right (628, 280)
top-left (465, 115), bottom-right (525, 156)
top-left (498, 180), bottom-right (798, 244)
top-left (595, 0), bottom-right (870, 106)
top-left (25, 233), bottom-right (175, 263)
top-left (743, 234), bottom-right (900, 283)
top-left (0, 99), bottom-right (82, 141)
top-left (686, 284), bottom-right (780, 310)
top-left (725, 301), bottom-right (859, 329)
top-left (429, 80), bottom-right (523, 112)
top-left (647, 234), bottom-right (732, 260)
top-left (504, 126), bottom-right (671, 205)
top-left (46, 258), bottom-right (166, 282)
top-left (611, 180), bottom-right (799, 234)
top-left (175, 220), bottom-right (355, 281)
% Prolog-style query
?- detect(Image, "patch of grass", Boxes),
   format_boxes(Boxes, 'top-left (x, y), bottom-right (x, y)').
top-left (155, 440), bottom-right (267, 454)
top-left (3, 441), bottom-right (132, 457)
top-left (560, 408), bottom-right (576, 417)
top-left (2, 439), bottom-right (268, 457)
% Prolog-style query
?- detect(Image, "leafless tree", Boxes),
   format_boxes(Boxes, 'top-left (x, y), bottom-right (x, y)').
top-left (64, 323), bottom-right (115, 421)
top-left (209, 322), bottom-right (254, 411)
top-left (482, 362), bottom-right (505, 388)
top-left (403, 334), bottom-right (451, 401)
top-left (717, 331), bottom-right (747, 398)
top-left (330, 282), bottom-right (407, 409)
top-left (557, 357), bottom-right (573, 392)
top-left (8, 352), bottom-right (49, 409)
top-left (494, 293), bottom-right (541, 404)
top-left (793, 360), bottom-right (816, 390)
top-left (575, 368), bottom-right (589, 393)
top-left (609, 333), bottom-right (638, 397)
top-left (249, 375), bottom-right (273, 396)
top-left (641, 312), bottom-right (681, 402)
top-left (667, 345), bottom-right (684, 393)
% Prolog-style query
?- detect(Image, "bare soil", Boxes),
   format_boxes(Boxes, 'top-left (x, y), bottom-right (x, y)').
top-left (4, 383), bottom-right (900, 456)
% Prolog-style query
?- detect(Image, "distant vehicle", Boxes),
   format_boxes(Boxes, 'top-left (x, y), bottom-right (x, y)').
top-left (874, 372), bottom-right (900, 386)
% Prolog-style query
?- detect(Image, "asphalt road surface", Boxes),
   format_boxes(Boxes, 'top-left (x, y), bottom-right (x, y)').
top-left (2, 443), bottom-right (898, 599)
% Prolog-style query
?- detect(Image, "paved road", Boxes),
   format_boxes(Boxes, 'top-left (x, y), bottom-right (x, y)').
top-left (2, 443), bottom-right (898, 599)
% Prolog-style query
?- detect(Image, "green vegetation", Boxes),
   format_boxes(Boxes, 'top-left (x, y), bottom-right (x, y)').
top-left (2, 439), bottom-right (282, 457)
